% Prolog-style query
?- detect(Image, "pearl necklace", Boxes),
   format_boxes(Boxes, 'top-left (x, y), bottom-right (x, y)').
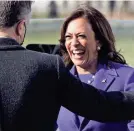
top-left (74, 66), bottom-right (96, 85)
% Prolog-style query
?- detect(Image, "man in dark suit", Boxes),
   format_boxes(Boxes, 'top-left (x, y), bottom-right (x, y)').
top-left (1, 1), bottom-right (134, 131)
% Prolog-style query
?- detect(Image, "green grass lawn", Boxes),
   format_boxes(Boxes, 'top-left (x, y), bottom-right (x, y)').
top-left (23, 32), bottom-right (134, 67)
top-left (24, 31), bottom-right (60, 45)
top-left (116, 38), bottom-right (134, 67)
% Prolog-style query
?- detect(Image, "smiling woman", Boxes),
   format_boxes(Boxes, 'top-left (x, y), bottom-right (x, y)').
top-left (64, 17), bottom-right (99, 74)
top-left (57, 5), bottom-right (134, 131)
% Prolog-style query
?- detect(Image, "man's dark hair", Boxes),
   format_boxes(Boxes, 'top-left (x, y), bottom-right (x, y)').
top-left (0, 1), bottom-right (33, 28)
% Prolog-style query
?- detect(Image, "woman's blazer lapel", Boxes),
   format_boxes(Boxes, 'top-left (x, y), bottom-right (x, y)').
top-left (92, 63), bottom-right (118, 91)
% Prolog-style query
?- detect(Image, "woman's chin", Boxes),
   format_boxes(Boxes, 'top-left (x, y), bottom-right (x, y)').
top-left (73, 61), bottom-right (84, 67)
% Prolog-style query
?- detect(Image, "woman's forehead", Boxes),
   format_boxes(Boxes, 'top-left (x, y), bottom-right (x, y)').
top-left (66, 18), bottom-right (93, 34)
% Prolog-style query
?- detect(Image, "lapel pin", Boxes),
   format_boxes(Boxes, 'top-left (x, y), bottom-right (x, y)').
top-left (102, 79), bottom-right (107, 83)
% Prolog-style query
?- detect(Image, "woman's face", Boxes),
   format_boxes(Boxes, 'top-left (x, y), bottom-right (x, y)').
top-left (65, 17), bottom-right (99, 68)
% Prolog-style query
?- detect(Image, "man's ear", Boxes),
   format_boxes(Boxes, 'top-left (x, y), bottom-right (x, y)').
top-left (15, 20), bottom-right (25, 36)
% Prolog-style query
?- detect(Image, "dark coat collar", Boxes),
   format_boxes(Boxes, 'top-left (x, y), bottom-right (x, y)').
top-left (0, 38), bottom-right (25, 50)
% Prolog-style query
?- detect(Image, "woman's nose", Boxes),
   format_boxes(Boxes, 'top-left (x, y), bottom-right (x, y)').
top-left (71, 37), bottom-right (79, 46)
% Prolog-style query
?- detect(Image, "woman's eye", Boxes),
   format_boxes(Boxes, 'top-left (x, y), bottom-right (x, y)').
top-left (65, 35), bottom-right (71, 40)
top-left (78, 35), bottom-right (86, 39)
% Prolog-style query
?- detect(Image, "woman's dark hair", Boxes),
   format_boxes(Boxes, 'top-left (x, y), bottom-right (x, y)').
top-left (59, 5), bottom-right (126, 68)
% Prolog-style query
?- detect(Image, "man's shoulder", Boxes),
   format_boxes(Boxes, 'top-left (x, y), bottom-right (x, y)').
top-left (26, 49), bottom-right (57, 62)
top-left (25, 49), bottom-right (63, 69)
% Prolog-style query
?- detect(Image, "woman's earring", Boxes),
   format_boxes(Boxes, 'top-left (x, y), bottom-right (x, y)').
top-left (97, 46), bottom-right (101, 51)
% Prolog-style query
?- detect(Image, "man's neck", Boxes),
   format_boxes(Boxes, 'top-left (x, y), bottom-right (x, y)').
top-left (0, 27), bottom-right (16, 41)
top-left (0, 32), bottom-right (10, 38)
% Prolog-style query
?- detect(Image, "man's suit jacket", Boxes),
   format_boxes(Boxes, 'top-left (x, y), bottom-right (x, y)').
top-left (1, 38), bottom-right (134, 131)
top-left (57, 62), bottom-right (134, 131)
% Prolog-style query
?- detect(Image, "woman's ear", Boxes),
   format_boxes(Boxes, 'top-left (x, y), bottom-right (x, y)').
top-left (96, 40), bottom-right (101, 51)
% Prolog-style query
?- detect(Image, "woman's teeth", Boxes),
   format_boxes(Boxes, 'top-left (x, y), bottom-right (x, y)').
top-left (72, 50), bottom-right (85, 55)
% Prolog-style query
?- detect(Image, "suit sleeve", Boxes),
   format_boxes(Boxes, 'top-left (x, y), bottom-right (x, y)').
top-left (123, 70), bottom-right (134, 130)
top-left (56, 56), bottom-right (134, 122)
